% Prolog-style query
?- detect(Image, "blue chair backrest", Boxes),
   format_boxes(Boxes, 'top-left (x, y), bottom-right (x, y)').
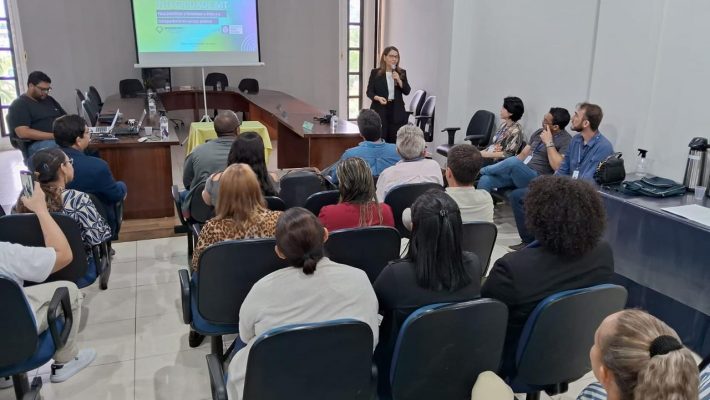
top-left (279, 170), bottom-right (325, 208)
top-left (196, 238), bottom-right (289, 325)
top-left (389, 299), bottom-right (508, 400)
top-left (0, 213), bottom-right (88, 284)
top-left (188, 181), bottom-right (215, 224)
top-left (325, 226), bottom-right (401, 283)
top-left (515, 284), bottom-right (628, 386)
top-left (243, 319), bottom-right (374, 400)
top-left (461, 221), bottom-right (497, 277)
top-left (303, 190), bottom-right (340, 216)
top-left (384, 182), bottom-right (444, 238)
top-left (0, 277), bottom-right (38, 368)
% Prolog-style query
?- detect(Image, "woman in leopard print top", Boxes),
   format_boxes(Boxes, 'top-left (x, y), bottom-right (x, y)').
top-left (191, 163), bottom-right (281, 271)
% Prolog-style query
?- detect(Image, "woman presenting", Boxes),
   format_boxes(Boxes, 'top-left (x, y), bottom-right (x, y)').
top-left (366, 46), bottom-right (411, 143)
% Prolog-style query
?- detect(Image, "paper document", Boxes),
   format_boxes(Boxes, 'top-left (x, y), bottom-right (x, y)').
top-left (661, 204), bottom-right (710, 227)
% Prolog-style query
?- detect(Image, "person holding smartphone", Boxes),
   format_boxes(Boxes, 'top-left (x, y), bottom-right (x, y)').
top-left (366, 46), bottom-right (411, 143)
top-left (1, 183), bottom-right (96, 385)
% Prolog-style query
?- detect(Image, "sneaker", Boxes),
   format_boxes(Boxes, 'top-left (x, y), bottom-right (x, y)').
top-left (508, 242), bottom-right (530, 251)
top-left (0, 377), bottom-right (13, 389)
top-left (50, 348), bottom-right (97, 383)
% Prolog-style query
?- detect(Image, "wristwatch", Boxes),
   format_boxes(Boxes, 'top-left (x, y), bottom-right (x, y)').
top-left (545, 142), bottom-right (555, 148)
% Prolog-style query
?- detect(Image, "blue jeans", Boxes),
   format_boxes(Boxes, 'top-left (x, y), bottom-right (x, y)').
top-left (478, 156), bottom-right (538, 192)
top-left (509, 187), bottom-right (534, 244)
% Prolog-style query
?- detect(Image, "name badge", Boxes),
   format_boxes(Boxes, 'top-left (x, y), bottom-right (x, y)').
top-left (572, 170), bottom-right (580, 179)
top-left (523, 155), bottom-right (533, 165)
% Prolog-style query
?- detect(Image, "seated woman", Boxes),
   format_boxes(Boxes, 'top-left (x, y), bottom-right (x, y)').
top-left (373, 189), bottom-right (482, 394)
top-left (482, 175), bottom-right (614, 377)
top-left (480, 96), bottom-right (525, 162)
top-left (318, 157), bottom-right (394, 231)
top-left (375, 124), bottom-right (443, 201)
top-left (15, 148), bottom-right (111, 252)
top-left (225, 207), bottom-right (379, 400)
top-left (584, 309), bottom-right (699, 400)
top-left (191, 163), bottom-right (281, 271)
top-left (202, 132), bottom-right (278, 207)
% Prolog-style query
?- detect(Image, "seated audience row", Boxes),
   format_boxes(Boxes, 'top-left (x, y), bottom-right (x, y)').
top-left (481, 96), bottom-right (525, 162)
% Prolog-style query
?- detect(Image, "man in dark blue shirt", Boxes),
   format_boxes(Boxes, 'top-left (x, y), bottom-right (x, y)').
top-left (7, 71), bottom-right (66, 161)
top-left (53, 115), bottom-right (127, 237)
top-left (509, 103), bottom-right (614, 249)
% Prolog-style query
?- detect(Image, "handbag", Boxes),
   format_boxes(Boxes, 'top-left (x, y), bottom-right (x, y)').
top-left (594, 152), bottom-right (626, 185)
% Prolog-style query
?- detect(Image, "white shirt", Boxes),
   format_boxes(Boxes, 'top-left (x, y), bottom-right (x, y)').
top-left (376, 158), bottom-right (444, 201)
top-left (0, 242), bottom-right (55, 287)
top-left (385, 72), bottom-right (395, 100)
top-left (226, 257), bottom-right (380, 400)
top-left (445, 186), bottom-right (494, 223)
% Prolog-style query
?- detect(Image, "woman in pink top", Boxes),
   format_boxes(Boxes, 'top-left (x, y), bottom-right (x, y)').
top-left (319, 157), bottom-right (394, 231)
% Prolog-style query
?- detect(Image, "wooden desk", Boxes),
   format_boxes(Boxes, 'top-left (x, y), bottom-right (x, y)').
top-left (160, 89), bottom-right (361, 170)
top-left (91, 96), bottom-right (179, 219)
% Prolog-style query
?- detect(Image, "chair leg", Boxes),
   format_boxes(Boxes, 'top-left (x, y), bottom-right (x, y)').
top-left (12, 373), bottom-right (30, 399)
top-left (187, 231), bottom-right (194, 259)
top-left (525, 392), bottom-right (541, 400)
top-left (211, 335), bottom-right (224, 361)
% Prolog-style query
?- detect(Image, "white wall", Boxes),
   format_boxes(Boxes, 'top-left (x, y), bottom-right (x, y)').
top-left (17, 0), bottom-right (340, 115)
top-left (385, 0), bottom-right (710, 180)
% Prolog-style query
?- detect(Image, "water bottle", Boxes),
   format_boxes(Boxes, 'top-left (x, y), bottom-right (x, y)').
top-left (330, 112), bottom-right (338, 133)
top-left (164, 81), bottom-right (171, 92)
top-left (148, 98), bottom-right (157, 117)
top-left (159, 114), bottom-right (169, 140)
top-left (216, 81), bottom-right (222, 91)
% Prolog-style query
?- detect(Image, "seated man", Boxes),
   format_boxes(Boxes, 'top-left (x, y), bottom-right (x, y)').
top-left (402, 143), bottom-right (493, 229)
top-left (54, 115), bottom-right (127, 236)
top-left (183, 110), bottom-right (240, 191)
top-left (478, 107), bottom-right (572, 192)
top-left (7, 71), bottom-right (66, 161)
top-left (0, 184), bottom-right (95, 384)
top-left (327, 109), bottom-right (400, 184)
top-left (509, 102), bottom-right (614, 249)
top-left (375, 124), bottom-right (443, 201)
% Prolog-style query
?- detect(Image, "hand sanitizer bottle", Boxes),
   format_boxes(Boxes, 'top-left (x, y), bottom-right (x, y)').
top-left (636, 149), bottom-right (648, 177)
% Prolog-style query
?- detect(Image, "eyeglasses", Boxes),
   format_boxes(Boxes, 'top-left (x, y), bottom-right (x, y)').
top-left (64, 158), bottom-right (73, 165)
top-left (35, 86), bottom-right (52, 93)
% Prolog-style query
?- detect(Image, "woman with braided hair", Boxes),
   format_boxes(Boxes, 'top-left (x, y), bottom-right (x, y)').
top-left (225, 207), bottom-right (379, 400)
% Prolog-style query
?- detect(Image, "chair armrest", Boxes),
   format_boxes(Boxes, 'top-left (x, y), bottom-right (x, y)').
top-left (179, 269), bottom-right (192, 324)
top-left (190, 223), bottom-right (202, 239)
top-left (413, 115), bottom-right (432, 121)
top-left (48, 287), bottom-right (72, 350)
top-left (21, 377), bottom-right (43, 400)
top-left (206, 353), bottom-right (229, 400)
top-left (91, 245), bottom-right (105, 275)
top-left (441, 127), bottom-right (461, 145)
top-left (464, 134), bottom-right (488, 146)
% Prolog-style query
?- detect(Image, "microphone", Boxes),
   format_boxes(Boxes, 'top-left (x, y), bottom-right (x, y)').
top-left (391, 64), bottom-right (397, 74)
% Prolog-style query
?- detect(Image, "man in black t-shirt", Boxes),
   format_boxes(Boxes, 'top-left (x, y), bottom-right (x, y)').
top-left (7, 71), bottom-right (66, 161)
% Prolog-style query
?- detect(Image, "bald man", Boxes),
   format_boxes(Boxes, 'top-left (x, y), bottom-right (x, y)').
top-left (182, 111), bottom-right (240, 190)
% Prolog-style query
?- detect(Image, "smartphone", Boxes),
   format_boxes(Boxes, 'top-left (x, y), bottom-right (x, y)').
top-left (20, 170), bottom-right (34, 198)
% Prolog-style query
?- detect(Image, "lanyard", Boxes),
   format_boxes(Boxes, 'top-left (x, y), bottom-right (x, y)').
top-left (492, 124), bottom-right (508, 143)
top-left (532, 140), bottom-right (545, 154)
top-left (576, 134), bottom-right (599, 166)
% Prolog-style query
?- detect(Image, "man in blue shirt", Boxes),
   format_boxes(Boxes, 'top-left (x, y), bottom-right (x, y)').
top-left (53, 115), bottom-right (127, 238)
top-left (509, 103), bottom-right (614, 249)
top-left (326, 109), bottom-right (400, 183)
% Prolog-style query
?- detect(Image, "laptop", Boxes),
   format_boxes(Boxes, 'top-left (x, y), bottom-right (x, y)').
top-left (89, 109), bottom-right (119, 135)
top-left (113, 109), bottom-right (146, 135)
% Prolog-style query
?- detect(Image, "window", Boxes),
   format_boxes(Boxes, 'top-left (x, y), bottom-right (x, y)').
top-left (346, 0), bottom-right (364, 121)
top-left (0, 0), bottom-right (20, 137)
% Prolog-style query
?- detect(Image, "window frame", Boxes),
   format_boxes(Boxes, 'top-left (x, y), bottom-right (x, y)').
top-left (0, 0), bottom-right (20, 137)
top-left (346, 0), bottom-right (364, 121)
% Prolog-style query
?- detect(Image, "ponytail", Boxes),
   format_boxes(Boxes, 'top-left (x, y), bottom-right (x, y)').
top-left (633, 339), bottom-right (698, 400)
top-left (300, 250), bottom-right (323, 275)
top-left (275, 208), bottom-right (326, 275)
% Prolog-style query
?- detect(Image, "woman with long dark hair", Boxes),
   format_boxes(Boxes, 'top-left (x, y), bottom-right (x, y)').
top-left (318, 157), bottom-right (394, 230)
top-left (373, 189), bottom-right (482, 394)
top-left (225, 208), bottom-right (379, 400)
top-left (15, 148), bottom-right (111, 250)
top-left (366, 46), bottom-right (412, 143)
top-left (202, 131), bottom-right (278, 207)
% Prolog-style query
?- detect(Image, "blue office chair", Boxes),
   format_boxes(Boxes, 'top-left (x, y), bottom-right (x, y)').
top-left (384, 299), bottom-right (508, 400)
top-left (264, 196), bottom-right (287, 211)
top-left (508, 284), bottom-right (628, 400)
top-left (325, 226), bottom-right (401, 283)
top-left (461, 221), bottom-right (498, 277)
top-left (179, 238), bottom-right (289, 361)
top-left (0, 277), bottom-right (72, 400)
top-left (206, 319), bottom-right (374, 400)
top-left (171, 185), bottom-right (194, 258)
top-left (279, 170), bottom-right (328, 208)
top-left (303, 189), bottom-right (340, 216)
top-left (383, 182), bottom-right (444, 238)
top-left (0, 213), bottom-right (104, 289)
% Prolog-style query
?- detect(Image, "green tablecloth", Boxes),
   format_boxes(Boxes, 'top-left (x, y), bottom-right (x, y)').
top-left (185, 121), bottom-right (272, 162)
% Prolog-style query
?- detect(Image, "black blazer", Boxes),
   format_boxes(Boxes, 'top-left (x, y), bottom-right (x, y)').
top-left (366, 68), bottom-right (411, 125)
top-left (481, 241), bottom-right (614, 372)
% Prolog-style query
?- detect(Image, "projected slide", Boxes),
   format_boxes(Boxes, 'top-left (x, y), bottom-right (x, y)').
top-left (132, 0), bottom-right (261, 67)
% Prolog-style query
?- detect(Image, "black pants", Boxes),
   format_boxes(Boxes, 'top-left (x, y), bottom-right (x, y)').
top-left (382, 101), bottom-right (406, 144)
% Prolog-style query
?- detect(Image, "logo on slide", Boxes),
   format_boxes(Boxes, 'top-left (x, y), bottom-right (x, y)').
top-left (241, 34), bottom-right (258, 52)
